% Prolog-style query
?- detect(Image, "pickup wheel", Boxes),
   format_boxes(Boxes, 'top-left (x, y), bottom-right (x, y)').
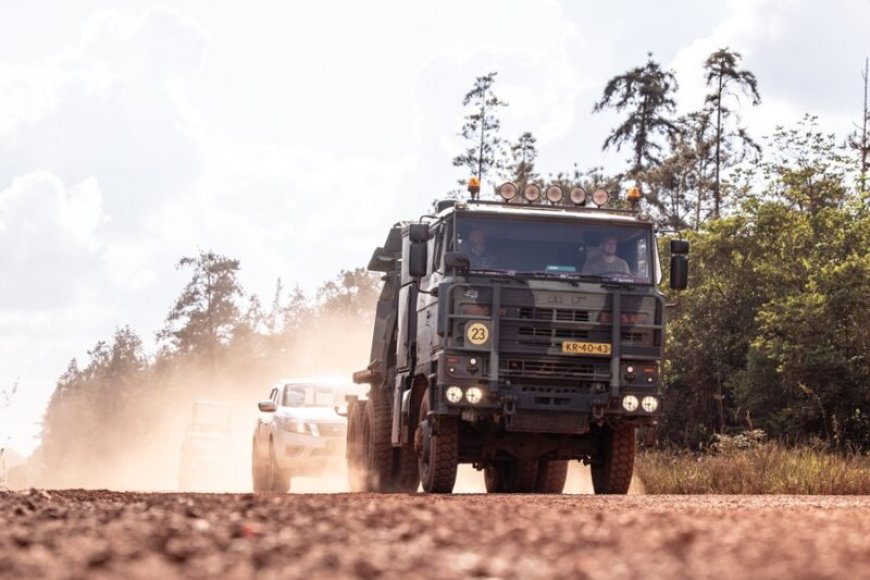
top-left (251, 437), bottom-right (271, 493)
top-left (485, 460), bottom-right (538, 493)
top-left (535, 460), bottom-right (569, 494)
top-left (268, 440), bottom-right (291, 493)
top-left (417, 389), bottom-right (458, 493)
top-left (346, 401), bottom-right (367, 492)
top-left (591, 426), bottom-right (635, 495)
top-left (362, 389), bottom-right (395, 492)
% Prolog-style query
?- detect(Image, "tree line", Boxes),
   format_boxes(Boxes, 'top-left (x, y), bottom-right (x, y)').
top-left (454, 51), bottom-right (869, 450)
top-left (32, 49), bottom-right (870, 482)
top-left (33, 260), bottom-right (381, 486)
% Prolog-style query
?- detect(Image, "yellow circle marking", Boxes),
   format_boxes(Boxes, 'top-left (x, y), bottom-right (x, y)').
top-left (466, 322), bottom-right (490, 345)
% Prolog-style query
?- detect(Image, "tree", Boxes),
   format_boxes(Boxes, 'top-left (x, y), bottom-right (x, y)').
top-left (758, 115), bottom-right (852, 214)
top-left (452, 72), bottom-right (509, 194)
top-left (847, 57), bottom-right (869, 195)
top-left (158, 250), bottom-right (244, 361)
top-left (593, 53), bottom-right (679, 179)
top-left (508, 132), bottom-right (539, 190)
top-left (703, 48), bottom-right (762, 218)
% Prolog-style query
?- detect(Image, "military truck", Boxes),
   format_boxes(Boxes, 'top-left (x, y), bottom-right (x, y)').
top-left (346, 182), bottom-right (688, 494)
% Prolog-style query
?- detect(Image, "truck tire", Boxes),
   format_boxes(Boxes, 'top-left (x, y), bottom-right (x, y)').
top-left (591, 426), bottom-right (635, 494)
top-left (252, 438), bottom-right (271, 493)
top-left (362, 389), bottom-right (395, 492)
top-left (268, 440), bottom-right (291, 493)
top-left (346, 401), bottom-right (367, 492)
top-left (484, 460), bottom-right (538, 493)
top-left (535, 460), bottom-right (569, 494)
top-left (392, 444), bottom-right (421, 493)
top-left (417, 389), bottom-right (458, 493)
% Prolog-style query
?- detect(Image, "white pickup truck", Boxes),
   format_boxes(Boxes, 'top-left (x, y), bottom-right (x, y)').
top-left (251, 379), bottom-right (361, 492)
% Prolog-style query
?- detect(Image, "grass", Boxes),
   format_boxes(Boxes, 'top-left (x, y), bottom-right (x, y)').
top-left (635, 439), bottom-right (870, 495)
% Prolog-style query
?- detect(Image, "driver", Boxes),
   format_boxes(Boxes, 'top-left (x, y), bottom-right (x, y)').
top-left (582, 235), bottom-right (630, 275)
top-left (465, 228), bottom-right (497, 268)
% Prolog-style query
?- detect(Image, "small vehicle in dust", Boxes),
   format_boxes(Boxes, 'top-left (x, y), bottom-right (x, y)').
top-left (251, 379), bottom-right (359, 492)
top-left (178, 401), bottom-right (234, 491)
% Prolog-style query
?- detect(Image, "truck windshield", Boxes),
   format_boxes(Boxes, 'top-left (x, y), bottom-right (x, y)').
top-left (454, 215), bottom-right (654, 284)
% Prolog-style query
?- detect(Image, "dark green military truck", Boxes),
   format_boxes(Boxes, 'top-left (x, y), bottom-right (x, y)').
top-left (346, 183), bottom-right (688, 494)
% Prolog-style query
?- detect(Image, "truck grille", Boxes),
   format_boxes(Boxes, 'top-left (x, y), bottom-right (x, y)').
top-left (518, 307), bottom-right (591, 322)
top-left (500, 356), bottom-right (610, 386)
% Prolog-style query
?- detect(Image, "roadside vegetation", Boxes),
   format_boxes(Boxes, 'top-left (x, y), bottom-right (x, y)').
top-left (637, 432), bottom-right (870, 494)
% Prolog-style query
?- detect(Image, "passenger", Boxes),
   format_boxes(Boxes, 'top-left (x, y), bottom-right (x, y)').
top-left (582, 235), bottom-right (630, 275)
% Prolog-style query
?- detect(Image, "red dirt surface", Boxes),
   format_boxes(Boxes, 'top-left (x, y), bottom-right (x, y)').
top-left (2, 490), bottom-right (869, 579)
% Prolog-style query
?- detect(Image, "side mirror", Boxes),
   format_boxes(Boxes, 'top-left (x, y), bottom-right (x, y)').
top-left (444, 251), bottom-right (470, 272)
top-left (408, 242), bottom-right (428, 278)
top-left (258, 400), bottom-right (276, 413)
top-left (670, 255), bottom-right (688, 290)
top-left (409, 223), bottom-right (430, 243)
top-left (670, 239), bottom-right (689, 255)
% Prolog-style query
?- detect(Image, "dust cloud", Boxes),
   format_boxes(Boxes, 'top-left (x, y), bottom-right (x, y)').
top-left (17, 308), bottom-right (645, 496)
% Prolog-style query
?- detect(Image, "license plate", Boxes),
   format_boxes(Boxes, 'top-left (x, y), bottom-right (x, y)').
top-left (562, 341), bottom-right (612, 355)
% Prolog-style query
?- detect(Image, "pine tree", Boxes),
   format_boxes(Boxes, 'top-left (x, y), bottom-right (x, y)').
top-left (158, 250), bottom-right (244, 360)
top-left (703, 48), bottom-right (762, 218)
top-left (452, 72), bottom-right (509, 195)
top-left (508, 131), bottom-right (538, 190)
top-left (593, 53), bottom-right (679, 179)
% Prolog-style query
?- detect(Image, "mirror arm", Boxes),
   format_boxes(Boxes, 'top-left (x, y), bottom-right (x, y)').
top-left (665, 290), bottom-right (682, 309)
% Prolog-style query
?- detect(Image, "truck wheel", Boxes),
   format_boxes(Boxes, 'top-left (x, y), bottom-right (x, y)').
top-left (535, 460), bottom-right (569, 494)
top-left (362, 389), bottom-right (395, 492)
top-left (251, 438), bottom-right (271, 493)
top-left (417, 389), bottom-right (458, 493)
top-left (485, 461), bottom-right (537, 493)
top-left (346, 401), bottom-right (367, 492)
top-left (591, 426), bottom-right (635, 494)
top-left (392, 444), bottom-right (421, 493)
top-left (268, 440), bottom-right (291, 493)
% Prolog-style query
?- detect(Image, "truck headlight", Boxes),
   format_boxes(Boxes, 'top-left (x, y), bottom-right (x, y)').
top-left (641, 396), bottom-right (659, 413)
top-left (465, 387), bottom-right (484, 404)
top-left (445, 386), bottom-right (463, 404)
top-left (622, 395), bottom-right (639, 412)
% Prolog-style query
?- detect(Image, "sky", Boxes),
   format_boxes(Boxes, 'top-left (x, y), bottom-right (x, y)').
top-left (1, 0), bottom-right (869, 455)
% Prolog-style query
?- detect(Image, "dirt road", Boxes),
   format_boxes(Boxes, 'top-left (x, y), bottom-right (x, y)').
top-left (2, 490), bottom-right (869, 579)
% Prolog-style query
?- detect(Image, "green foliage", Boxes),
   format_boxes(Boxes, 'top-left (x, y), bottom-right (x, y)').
top-left (506, 132), bottom-right (538, 190)
top-left (593, 53), bottom-right (679, 177)
top-left (158, 250), bottom-right (243, 357)
top-left (662, 116), bottom-right (870, 450)
top-left (703, 48), bottom-right (762, 218)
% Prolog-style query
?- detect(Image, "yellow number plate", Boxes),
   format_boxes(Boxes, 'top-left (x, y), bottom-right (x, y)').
top-left (562, 341), bottom-right (612, 356)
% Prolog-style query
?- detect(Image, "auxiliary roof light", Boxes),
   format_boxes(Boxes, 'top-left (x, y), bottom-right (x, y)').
top-left (627, 186), bottom-right (641, 206)
top-left (591, 188), bottom-right (610, 207)
top-left (545, 185), bottom-right (564, 204)
top-left (522, 184), bottom-right (542, 203)
top-left (569, 186), bottom-right (587, 206)
top-left (497, 182), bottom-right (518, 201)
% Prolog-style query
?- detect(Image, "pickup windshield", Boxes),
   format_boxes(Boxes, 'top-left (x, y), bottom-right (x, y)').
top-left (454, 215), bottom-right (654, 284)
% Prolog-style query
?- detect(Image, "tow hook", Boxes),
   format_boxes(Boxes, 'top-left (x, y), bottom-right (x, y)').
top-left (592, 406), bottom-right (605, 420)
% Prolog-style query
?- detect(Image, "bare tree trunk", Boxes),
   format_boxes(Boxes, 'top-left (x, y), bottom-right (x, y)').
top-left (714, 76), bottom-right (723, 218)
top-left (861, 58), bottom-right (868, 194)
